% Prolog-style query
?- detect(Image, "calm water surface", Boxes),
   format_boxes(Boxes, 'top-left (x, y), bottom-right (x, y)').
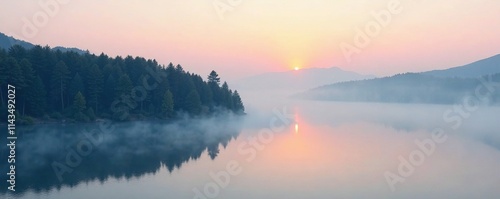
top-left (2, 100), bottom-right (500, 199)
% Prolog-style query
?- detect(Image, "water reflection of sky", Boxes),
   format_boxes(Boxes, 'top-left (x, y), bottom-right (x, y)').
top-left (2, 100), bottom-right (500, 199)
top-left (215, 119), bottom-right (500, 199)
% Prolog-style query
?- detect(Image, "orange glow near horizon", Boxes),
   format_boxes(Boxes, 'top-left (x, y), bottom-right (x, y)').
top-left (1, 1), bottom-right (499, 78)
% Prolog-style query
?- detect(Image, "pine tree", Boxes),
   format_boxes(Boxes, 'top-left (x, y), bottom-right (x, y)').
top-left (102, 74), bottom-right (116, 109)
top-left (221, 82), bottom-right (233, 109)
top-left (19, 59), bottom-right (34, 116)
top-left (201, 83), bottom-right (213, 106)
top-left (116, 74), bottom-right (132, 97)
top-left (72, 91), bottom-right (88, 121)
top-left (161, 90), bottom-right (174, 118)
top-left (208, 71), bottom-right (223, 107)
top-left (208, 70), bottom-right (220, 85)
top-left (3, 57), bottom-right (25, 114)
top-left (87, 64), bottom-right (103, 114)
top-left (26, 76), bottom-right (47, 116)
top-left (5, 57), bottom-right (25, 87)
top-left (68, 73), bottom-right (84, 104)
top-left (232, 90), bottom-right (244, 113)
top-left (28, 46), bottom-right (49, 85)
top-left (73, 92), bottom-right (86, 113)
top-left (96, 53), bottom-right (108, 69)
top-left (51, 60), bottom-right (70, 112)
top-left (152, 79), bottom-right (170, 114)
top-left (8, 45), bottom-right (27, 60)
top-left (185, 89), bottom-right (202, 115)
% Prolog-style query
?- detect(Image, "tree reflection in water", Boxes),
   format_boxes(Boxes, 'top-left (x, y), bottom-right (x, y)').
top-left (0, 118), bottom-right (242, 195)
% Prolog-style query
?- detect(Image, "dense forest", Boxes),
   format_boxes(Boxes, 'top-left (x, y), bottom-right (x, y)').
top-left (296, 73), bottom-right (500, 104)
top-left (0, 45), bottom-right (244, 124)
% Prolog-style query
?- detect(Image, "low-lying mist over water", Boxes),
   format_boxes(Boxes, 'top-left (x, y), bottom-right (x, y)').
top-left (1, 80), bottom-right (499, 199)
top-left (236, 89), bottom-right (500, 199)
top-left (0, 114), bottom-right (243, 196)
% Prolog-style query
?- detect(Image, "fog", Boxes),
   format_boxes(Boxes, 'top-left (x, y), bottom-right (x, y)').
top-left (233, 88), bottom-right (500, 199)
top-left (0, 112), bottom-right (244, 195)
top-left (296, 73), bottom-right (500, 105)
top-left (2, 87), bottom-right (500, 199)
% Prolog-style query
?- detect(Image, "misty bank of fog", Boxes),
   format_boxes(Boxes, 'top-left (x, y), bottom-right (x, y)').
top-left (232, 86), bottom-right (500, 199)
top-left (239, 86), bottom-right (500, 149)
top-left (0, 112), bottom-right (244, 194)
top-left (0, 81), bottom-right (499, 198)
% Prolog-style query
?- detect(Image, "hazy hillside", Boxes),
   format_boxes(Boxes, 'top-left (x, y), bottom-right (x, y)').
top-left (0, 32), bottom-right (87, 54)
top-left (0, 32), bottom-right (33, 49)
top-left (421, 54), bottom-right (500, 78)
top-left (296, 73), bottom-right (500, 105)
top-left (234, 67), bottom-right (375, 91)
top-left (296, 54), bottom-right (500, 105)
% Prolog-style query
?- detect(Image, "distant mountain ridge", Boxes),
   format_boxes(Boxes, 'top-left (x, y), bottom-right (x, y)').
top-left (234, 67), bottom-right (375, 91)
top-left (296, 54), bottom-right (500, 105)
top-left (0, 32), bottom-right (87, 54)
top-left (296, 73), bottom-right (500, 104)
top-left (421, 54), bottom-right (500, 78)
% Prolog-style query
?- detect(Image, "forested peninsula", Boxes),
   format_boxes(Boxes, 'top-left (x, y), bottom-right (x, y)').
top-left (0, 45), bottom-right (244, 124)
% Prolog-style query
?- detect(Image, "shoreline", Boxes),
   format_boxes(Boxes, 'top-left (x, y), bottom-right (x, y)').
top-left (0, 112), bottom-right (247, 126)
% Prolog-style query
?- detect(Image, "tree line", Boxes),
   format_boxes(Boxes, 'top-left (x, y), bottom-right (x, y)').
top-left (0, 45), bottom-right (244, 123)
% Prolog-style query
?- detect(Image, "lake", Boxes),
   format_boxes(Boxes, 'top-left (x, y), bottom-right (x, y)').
top-left (2, 94), bottom-right (500, 199)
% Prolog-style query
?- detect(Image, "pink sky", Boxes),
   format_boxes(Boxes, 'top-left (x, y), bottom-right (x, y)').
top-left (1, 0), bottom-right (499, 80)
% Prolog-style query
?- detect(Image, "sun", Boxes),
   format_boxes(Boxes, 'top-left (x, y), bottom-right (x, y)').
top-left (294, 66), bottom-right (300, 71)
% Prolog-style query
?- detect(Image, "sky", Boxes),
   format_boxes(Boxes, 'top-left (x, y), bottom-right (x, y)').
top-left (0, 0), bottom-right (499, 80)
